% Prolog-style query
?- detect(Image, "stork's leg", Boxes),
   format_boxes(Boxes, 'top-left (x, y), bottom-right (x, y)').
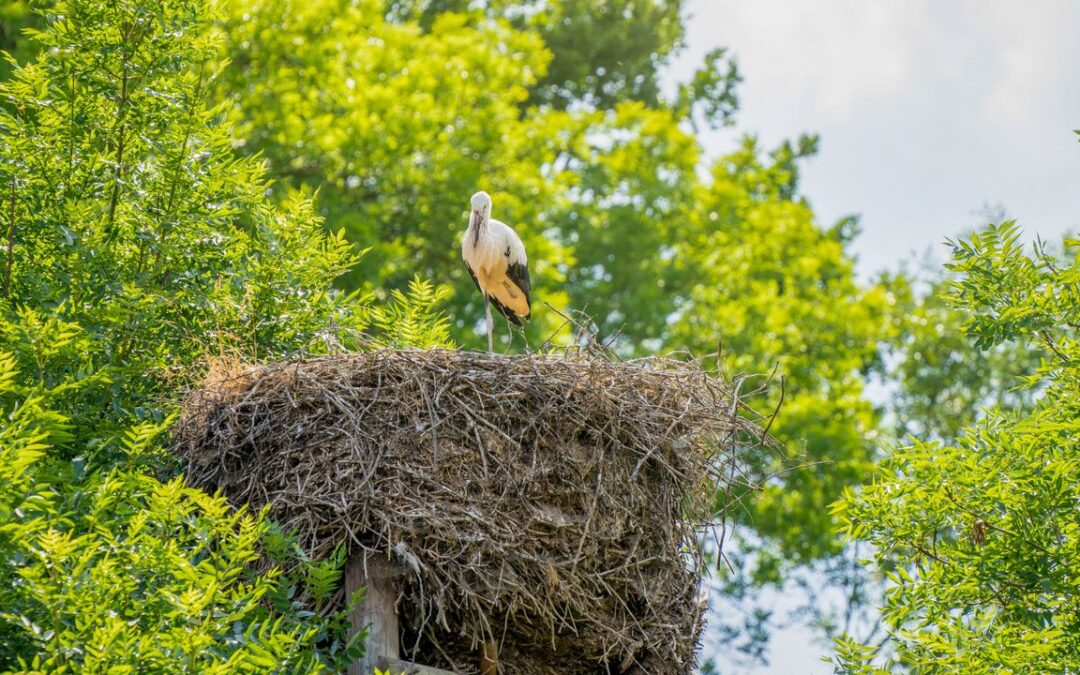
top-left (485, 301), bottom-right (494, 353)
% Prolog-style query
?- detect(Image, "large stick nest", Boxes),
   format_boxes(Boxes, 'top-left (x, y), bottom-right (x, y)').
top-left (176, 349), bottom-right (762, 674)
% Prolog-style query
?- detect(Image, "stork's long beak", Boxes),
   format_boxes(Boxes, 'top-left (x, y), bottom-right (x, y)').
top-left (470, 209), bottom-right (482, 245)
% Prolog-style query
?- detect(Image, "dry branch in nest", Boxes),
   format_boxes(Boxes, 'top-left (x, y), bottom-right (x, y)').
top-left (176, 348), bottom-right (764, 674)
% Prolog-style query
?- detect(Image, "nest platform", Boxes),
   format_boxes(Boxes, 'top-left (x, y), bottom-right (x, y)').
top-left (176, 349), bottom-right (758, 674)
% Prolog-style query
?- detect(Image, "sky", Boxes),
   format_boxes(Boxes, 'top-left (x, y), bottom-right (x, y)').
top-left (665, 1), bottom-right (1080, 672)
top-left (668, 0), bottom-right (1080, 281)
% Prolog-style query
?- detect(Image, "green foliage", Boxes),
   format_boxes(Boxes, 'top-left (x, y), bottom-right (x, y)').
top-left (836, 222), bottom-right (1080, 673)
top-left (383, 0), bottom-right (688, 110)
top-left (507, 0), bottom-right (686, 109)
top-left (0, 1), bottom-right (40, 83)
top-left (883, 268), bottom-right (1040, 442)
top-left (370, 277), bottom-right (453, 348)
top-left (0, 356), bottom-right (361, 672)
top-left (0, 0), bottom-right (447, 668)
top-left (829, 635), bottom-right (893, 674)
top-left (670, 139), bottom-right (888, 558)
top-left (675, 47), bottom-right (741, 130)
top-left (0, 0), bottom-right (373, 452)
top-left (554, 101), bottom-right (700, 343)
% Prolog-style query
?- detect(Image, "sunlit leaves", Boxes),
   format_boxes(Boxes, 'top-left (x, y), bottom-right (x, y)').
top-left (0, 1), bottom-right (377, 670)
top-left (0, 356), bottom-right (364, 670)
top-left (1, 0), bottom-right (374, 456)
top-left (370, 276), bottom-right (453, 348)
top-left (882, 270), bottom-right (1041, 442)
top-left (668, 139), bottom-right (890, 565)
top-left (837, 225), bottom-right (1080, 672)
top-left (0, 431), bottom-right (329, 672)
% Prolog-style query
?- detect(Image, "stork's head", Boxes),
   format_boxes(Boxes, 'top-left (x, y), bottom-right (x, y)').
top-left (470, 191), bottom-right (492, 228)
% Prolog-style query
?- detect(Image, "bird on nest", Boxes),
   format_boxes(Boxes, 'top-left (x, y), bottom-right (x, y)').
top-left (461, 191), bottom-right (532, 351)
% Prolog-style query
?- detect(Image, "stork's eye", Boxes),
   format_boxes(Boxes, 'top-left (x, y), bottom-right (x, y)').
top-left (504, 247), bottom-right (511, 257)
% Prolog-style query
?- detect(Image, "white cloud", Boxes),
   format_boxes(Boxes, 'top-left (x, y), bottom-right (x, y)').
top-left (678, 1), bottom-right (932, 119)
top-left (668, 0), bottom-right (1080, 278)
top-left (979, 0), bottom-right (1073, 124)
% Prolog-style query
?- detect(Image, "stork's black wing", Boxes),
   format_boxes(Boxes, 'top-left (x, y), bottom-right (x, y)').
top-left (488, 295), bottom-right (523, 325)
top-left (505, 261), bottom-right (531, 320)
top-left (487, 260), bottom-right (531, 325)
top-left (465, 262), bottom-right (482, 294)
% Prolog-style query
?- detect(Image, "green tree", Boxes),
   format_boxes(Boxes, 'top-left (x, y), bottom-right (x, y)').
top-left (507, 0), bottom-right (686, 109)
top-left (383, 0), bottom-right (691, 110)
top-left (662, 138), bottom-right (891, 667)
top-left (883, 269), bottom-right (1040, 442)
top-left (835, 222), bottom-right (1080, 673)
top-left (214, 0), bottom-right (572, 345)
top-left (0, 0), bottom-right (446, 668)
top-left (214, 0), bottom-right (741, 350)
top-left (0, 0), bottom-right (385, 452)
top-left (695, 141), bottom-right (884, 536)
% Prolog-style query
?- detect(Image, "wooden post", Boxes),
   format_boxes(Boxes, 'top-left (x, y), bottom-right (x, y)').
top-left (345, 551), bottom-right (468, 675)
top-left (347, 553), bottom-right (400, 675)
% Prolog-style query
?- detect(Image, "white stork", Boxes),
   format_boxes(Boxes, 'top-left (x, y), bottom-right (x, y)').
top-left (461, 191), bottom-right (531, 351)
